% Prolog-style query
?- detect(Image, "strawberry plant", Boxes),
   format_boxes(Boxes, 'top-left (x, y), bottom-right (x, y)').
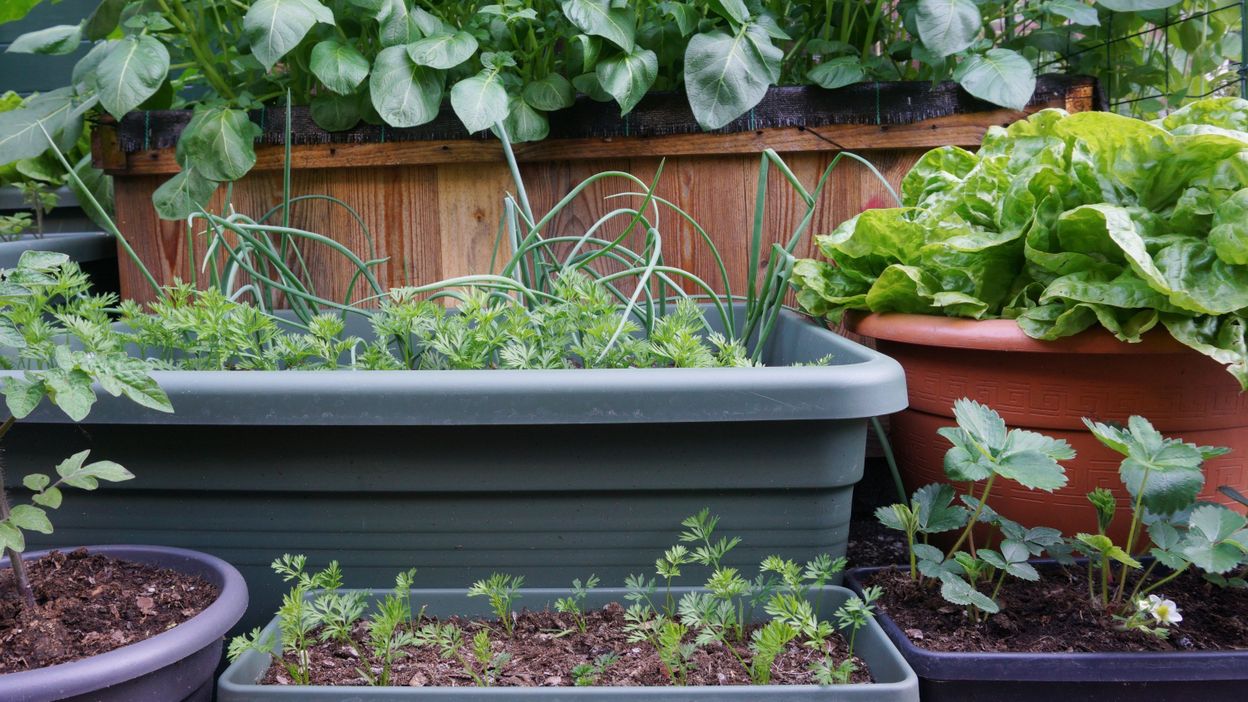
top-left (877, 397), bottom-right (1248, 639)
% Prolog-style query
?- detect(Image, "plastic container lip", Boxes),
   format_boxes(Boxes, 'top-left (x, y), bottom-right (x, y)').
top-left (1, 307), bottom-right (910, 426)
top-left (845, 311), bottom-right (1190, 355)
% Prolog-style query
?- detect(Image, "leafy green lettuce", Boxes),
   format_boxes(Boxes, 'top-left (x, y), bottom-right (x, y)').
top-left (792, 98), bottom-right (1248, 389)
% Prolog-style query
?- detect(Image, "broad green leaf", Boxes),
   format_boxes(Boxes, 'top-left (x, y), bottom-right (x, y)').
top-left (0, 317), bottom-right (23, 349)
top-left (916, 0), bottom-right (981, 57)
top-left (43, 368), bottom-right (96, 421)
top-left (32, 487), bottom-right (61, 509)
top-left (1149, 521), bottom-right (1181, 550)
top-left (996, 449), bottom-right (1069, 491)
top-left (978, 548), bottom-right (1006, 569)
top-left (369, 46), bottom-right (442, 128)
top-left (19, 250), bottom-right (69, 271)
top-left (706, 0), bottom-right (749, 24)
top-left (1209, 189), bottom-right (1248, 264)
top-left (8, 24), bottom-right (82, 55)
top-left (310, 91), bottom-right (364, 132)
top-left (152, 167), bottom-right (219, 221)
top-left (954, 49), bottom-right (1035, 111)
top-left (1003, 429), bottom-right (1077, 460)
top-left (497, 97), bottom-right (548, 143)
top-left (561, 0), bottom-right (635, 52)
top-left (3, 377), bottom-right (43, 418)
top-left (1005, 561), bottom-right (1040, 580)
top-left (1044, 0), bottom-right (1099, 26)
top-left (310, 40), bottom-right (370, 95)
top-left (1151, 546), bottom-right (1189, 570)
top-left (1188, 503), bottom-right (1247, 543)
top-left (0, 522), bottom-right (25, 552)
top-left (522, 75), bottom-right (575, 111)
top-left (244, 0), bottom-right (334, 71)
top-left (912, 543), bottom-right (944, 563)
top-left (952, 398), bottom-right (1007, 451)
top-left (94, 35), bottom-right (169, 119)
top-left (451, 69), bottom-right (510, 134)
top-left (0, 89), bottom-right (81, 165)
top-left (1162, 314), bottom-right (1248, 391)
top-left (596, 47), bottom-right (657, 115)
top-left (56, 450), bottom-right (134, 490)
top-left (0, 0), bottom-right (43, 24)
top-left (940, 427), bottom-right (996, 481)
top-left (938, 572), bottom-right (1000, 612)
top-left (874, 503), bottom-right (911, 533)
top-left (807, 56), bottom-right (865, 90)
top-left (913, 482), bottom-right (969, 533)
top-left (1087, 414), bottom-right (1208, 515)
top-left (71, 41), bottom-right (110, 93)
top-left (684, 25), bottom-right (782, 130)
top-left (665, 1), bottom-right (699, 36)
top-left (175, 107), bottom-right (261, 182)
top-left (1000, 539), bottom-right (1031, 564)
top-left (1096, 0), bottom-right (1181, 10)
top-left (9, 505), bottom-right (51, 534)
top-left (88, 356), bottom-right (173, 413)
top-left (408, 6), bottom-right (445, 36)
top-left (84, 0), bottom-right (127, 40)
top-left (22, 474), bottom-right (50, 492)
top-left (377, 0), bottom-right (421, 48)
top-left (406, 31), bottom-right (478, 70)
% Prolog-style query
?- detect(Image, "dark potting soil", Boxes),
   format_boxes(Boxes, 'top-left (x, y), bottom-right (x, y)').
top-left (846, 519), bottom-right (908, 569)
top-left (0, 549), bottom-right (218, 673)
top-left (261, 602), bottom-right (873, 687)
top-left (867, 566), bottom-right (1248, 654)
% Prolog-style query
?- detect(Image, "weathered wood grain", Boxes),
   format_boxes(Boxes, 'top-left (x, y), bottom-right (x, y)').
top-left (107, 90), bottom-right (1089, 304)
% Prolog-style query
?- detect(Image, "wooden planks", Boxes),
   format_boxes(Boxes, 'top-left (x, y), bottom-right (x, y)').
top-left (107, 85), bottom-right (1092, 305)
top-left (112, 148), bottom-right (929, 305)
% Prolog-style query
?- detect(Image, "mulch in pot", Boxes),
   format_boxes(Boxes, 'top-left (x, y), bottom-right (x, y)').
top-left (262, 602), bottom-right (874, 687)
top-left (866, 566), bottom-right (1248, 654)
top-left (0, 548), bottom-right (218, 673)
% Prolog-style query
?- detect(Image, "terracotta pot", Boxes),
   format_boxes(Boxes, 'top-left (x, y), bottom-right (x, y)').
top-left (846, 312), bottom-right (1248, 542)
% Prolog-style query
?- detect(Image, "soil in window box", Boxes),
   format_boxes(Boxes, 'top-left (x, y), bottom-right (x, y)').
top-left (863, 565), bottom-right (1248, 654)
top-left (259, 603), bottom-right (873, 688)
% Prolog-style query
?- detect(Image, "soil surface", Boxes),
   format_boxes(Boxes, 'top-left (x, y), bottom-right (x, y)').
top-left (846, 519), bottom-right (907, 569)
top-left (261, 603), bottom-right (873, 687)
top-left (867, 565), bottom-right (1248, 653)
top-left (0, 549), bottom-right (218, 673)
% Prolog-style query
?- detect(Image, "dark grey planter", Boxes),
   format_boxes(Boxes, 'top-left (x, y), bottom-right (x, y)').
top-left (846, 566), bottom-right (1248, 702)
top-left (0, 544), bottom-right (248, 702)
top-left (2, 308), bottom-right (907, 632)
top-left (218, 585), bottom-right (918, 701)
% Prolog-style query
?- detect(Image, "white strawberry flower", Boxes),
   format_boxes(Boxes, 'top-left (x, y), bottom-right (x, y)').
top-left (1142, 594), bottom-right (1182, 625)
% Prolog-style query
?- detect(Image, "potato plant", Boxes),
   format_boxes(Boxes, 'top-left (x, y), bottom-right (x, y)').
top-left (0, 252), bottom-right (172, 615)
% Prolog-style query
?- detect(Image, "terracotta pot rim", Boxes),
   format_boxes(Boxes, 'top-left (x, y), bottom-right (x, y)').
top-left (845, 311), bottom-right (1192, 355)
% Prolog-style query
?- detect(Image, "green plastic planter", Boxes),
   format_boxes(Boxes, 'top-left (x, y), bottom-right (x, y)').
top-left (1, 308), bottom-right (906, 631)
top-left (217, 586), bottom-right (919, 701)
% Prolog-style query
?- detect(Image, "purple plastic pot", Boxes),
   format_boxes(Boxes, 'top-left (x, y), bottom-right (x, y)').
top-left (846, 565), bottom-right (1248, 702)
top-left (0, 545), bottom-right (248, 702)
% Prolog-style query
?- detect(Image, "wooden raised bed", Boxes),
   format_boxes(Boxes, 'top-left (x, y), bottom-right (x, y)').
top-left (93, 76), bottom-right (1098, 304)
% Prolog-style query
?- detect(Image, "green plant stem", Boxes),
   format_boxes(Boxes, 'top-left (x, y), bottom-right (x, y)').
top-left (1126, 559), bottom-right (1160, 605)
top-left (947, 474), bottom-right (996, 558)
top-left (1139, 563), bottom-right (1189, 597)
top-left (160, 0), bottom-right (237, 100)
top-left (1115, 466), bottom-right (1151, 605)
top-left (0, 415), bottom-right (36, 612)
